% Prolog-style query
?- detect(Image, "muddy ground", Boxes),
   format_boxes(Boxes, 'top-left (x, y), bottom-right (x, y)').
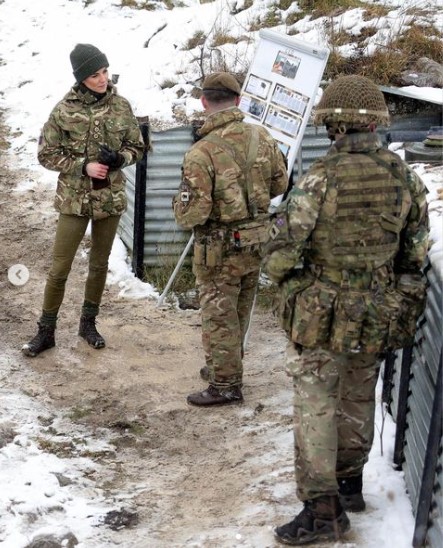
top-left (0, 114), bottom-right (322, 547)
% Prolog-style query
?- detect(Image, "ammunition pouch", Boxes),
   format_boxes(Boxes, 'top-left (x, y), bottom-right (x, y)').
top-left (291, 280), bottom-right (337, 348)
top-left (227, 219), bottom-right (269, 251)
top-left (282, 266), bottom-right (426, 353)
top-left (193, 238), bottom-right (224, 267)
top-left (330, 290), bottom-right (367, 352)
top-left (193, 217), bottom-right (269, 267)
top-left (387, 273), bottom-right (427, 349)
top-left (274, 270), bottom-right (315, 335)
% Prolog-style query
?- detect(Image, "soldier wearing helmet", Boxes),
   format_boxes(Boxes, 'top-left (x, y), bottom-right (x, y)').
top-left (262, 75), bottom-right (429, 545)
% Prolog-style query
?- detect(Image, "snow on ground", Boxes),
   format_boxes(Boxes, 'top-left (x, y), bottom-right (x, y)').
top-left (0, 0), bottom-right (442, 546)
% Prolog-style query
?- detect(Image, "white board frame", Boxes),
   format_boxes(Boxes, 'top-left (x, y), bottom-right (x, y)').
top-left (239, 29), bottom-right (330, 174)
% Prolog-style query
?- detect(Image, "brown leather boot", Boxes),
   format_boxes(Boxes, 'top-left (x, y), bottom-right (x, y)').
top-left (187, 385), bottom-right (243, 406)
top-left (274, 495), bottom-right (350, 545)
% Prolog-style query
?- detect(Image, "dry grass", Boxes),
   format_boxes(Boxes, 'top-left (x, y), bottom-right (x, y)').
top-left (362, 4), bottom-right (389, 20)
top-left (249, 7), bottom-right (282, 32)
top-left (120, 0), bottom-right (157, 9)
top-left (286, 12), bottom-right (305, 27)
top-left (354, 50), bottom-right (409, 85)
top-left (324, 20), bottom-right (354, 47)
top-left (118, 0), bottom-right (442, 90)
top-left (211, 32), bottom-right (239, 47)
top-left (183, 30), bottom-right (206, 50)
top-left (256, 281), bottom-right (278, 311)
top-left (144, 263), bottom-right (195, 295)
top-left (275, 0), bottom-right (294, 9)
top-left (318, 3), bottom-right (443, 84)
top-left (325, 33), bottom-right (443, 84)
top-left (392, 25), bottom-right (443, 64)
top-left (298, 0), bottom-right (364, 19)
top-left (160, 78), bottom-right (178, 89)
top-left (134, 0), bottom-right (442, 92)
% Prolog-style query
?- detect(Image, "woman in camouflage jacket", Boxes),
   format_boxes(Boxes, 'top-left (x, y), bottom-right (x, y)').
top-left (22, 44), bottom-right (145, 357)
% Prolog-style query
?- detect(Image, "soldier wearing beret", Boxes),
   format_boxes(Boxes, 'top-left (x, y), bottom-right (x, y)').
top-left (262, 75), bottom-right (429, 545)
top-left (173, 71), bottom-right (288, 406)
top-left (22, 44), bottom-right (145, 357)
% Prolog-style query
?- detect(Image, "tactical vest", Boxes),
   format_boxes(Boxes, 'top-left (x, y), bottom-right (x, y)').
top-left (193, 126), bottom-right (269, 263)
top-left (307, 148), bottom-right (412, 271)
top-left (202, 125), bottom-right (259, 221)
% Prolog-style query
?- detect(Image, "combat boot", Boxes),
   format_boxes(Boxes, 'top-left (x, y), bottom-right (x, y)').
top-left (274, 495), bottom-right (350, 545)
top-left (22, 323), bottom-right (55, 357)
top-left (338, 474), bottom-right (366, 512)
top-left (79, 315), bottom-right (105, 349)
top-left (187, 385), bottom-right (243, 406)
top-left (199, 366), bottom-right (210, 381)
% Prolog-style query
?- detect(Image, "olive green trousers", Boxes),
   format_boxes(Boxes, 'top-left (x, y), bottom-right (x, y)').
top-left (41, 214), bottom-right (120, 323)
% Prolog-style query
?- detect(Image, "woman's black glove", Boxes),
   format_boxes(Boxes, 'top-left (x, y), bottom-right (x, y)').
top-left (98, 144), bottom-right (124, 169)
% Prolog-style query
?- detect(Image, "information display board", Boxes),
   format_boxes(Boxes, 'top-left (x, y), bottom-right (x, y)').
top-left (239, 29), bottom-right (330, 174)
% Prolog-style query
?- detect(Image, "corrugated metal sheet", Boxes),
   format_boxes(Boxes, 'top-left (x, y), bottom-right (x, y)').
top-left (284, 114), bottom-right (441, 178)
top-left (118, 126), bottom-right (194, 266)
top-left (119, 112), bottom-right (441, 267)
top-left (388, 348), bottom-right (402, 421)
top-left (118, 163), bottom-right (136, 251)
top-left (427, 447), bottom-right (443, 547)
top-left (390, 254), bottom-right (443, 546)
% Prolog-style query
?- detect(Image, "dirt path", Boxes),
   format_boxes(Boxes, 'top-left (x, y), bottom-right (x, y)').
top-left (0, 116), bottom-right (317, 547)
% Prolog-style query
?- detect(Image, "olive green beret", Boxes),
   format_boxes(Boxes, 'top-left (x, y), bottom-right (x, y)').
top-left (202, 72), bottom-right (241, 95)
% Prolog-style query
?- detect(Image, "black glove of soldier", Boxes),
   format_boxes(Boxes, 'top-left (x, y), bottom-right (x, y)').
top-left (98, 144), bottom-right (124, 170)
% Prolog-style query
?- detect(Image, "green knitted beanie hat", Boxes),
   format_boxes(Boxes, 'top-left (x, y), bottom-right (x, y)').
top-left (70, 43), bottom-right (109, 83)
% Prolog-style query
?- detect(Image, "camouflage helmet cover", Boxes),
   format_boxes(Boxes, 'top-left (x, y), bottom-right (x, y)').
top-left (314, 75), bottom-right (390, 127)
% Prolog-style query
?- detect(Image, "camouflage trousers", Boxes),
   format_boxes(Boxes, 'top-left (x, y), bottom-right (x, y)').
top-left (42, 213), bottom-right (120, 317)
top-left (193, 249), bottom-right (262, 388)
top-left (286, 343), bottom-right (380, 501)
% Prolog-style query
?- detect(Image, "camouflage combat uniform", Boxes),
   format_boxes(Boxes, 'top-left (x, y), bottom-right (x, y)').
top-left (174, 106), bottom-right (288, 388)
top-left (38, 82), bottom-right (145, 220)
top-left (263, 131), bottom-right (429, 502)
top-left (38, 82), bottom-right (145, 317)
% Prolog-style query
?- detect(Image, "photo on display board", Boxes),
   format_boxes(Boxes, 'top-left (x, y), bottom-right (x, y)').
top-left (239, 95), bottom-right (267, 121)
top-left (264, 105), bottom-right (302, 138)
top-left (244, 74), bottom-right (272, 99)
top-left (272, 84), bottom-right (309, 117)
top-left (271, 51), bottom-right (301, 79)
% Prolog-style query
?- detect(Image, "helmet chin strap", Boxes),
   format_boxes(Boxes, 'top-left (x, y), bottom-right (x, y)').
top-left (326, 122), bottom-right (376, 141)
top-left (326, 122), bottom-right (348, 141)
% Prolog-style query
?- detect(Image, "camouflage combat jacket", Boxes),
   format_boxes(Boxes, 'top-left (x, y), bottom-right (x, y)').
top-left (173, 107), bottom-right (288, 239)
top-left (38, 83), bottom-right (145, 219)
top-left (263, 132), bottom-right (429, 353)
